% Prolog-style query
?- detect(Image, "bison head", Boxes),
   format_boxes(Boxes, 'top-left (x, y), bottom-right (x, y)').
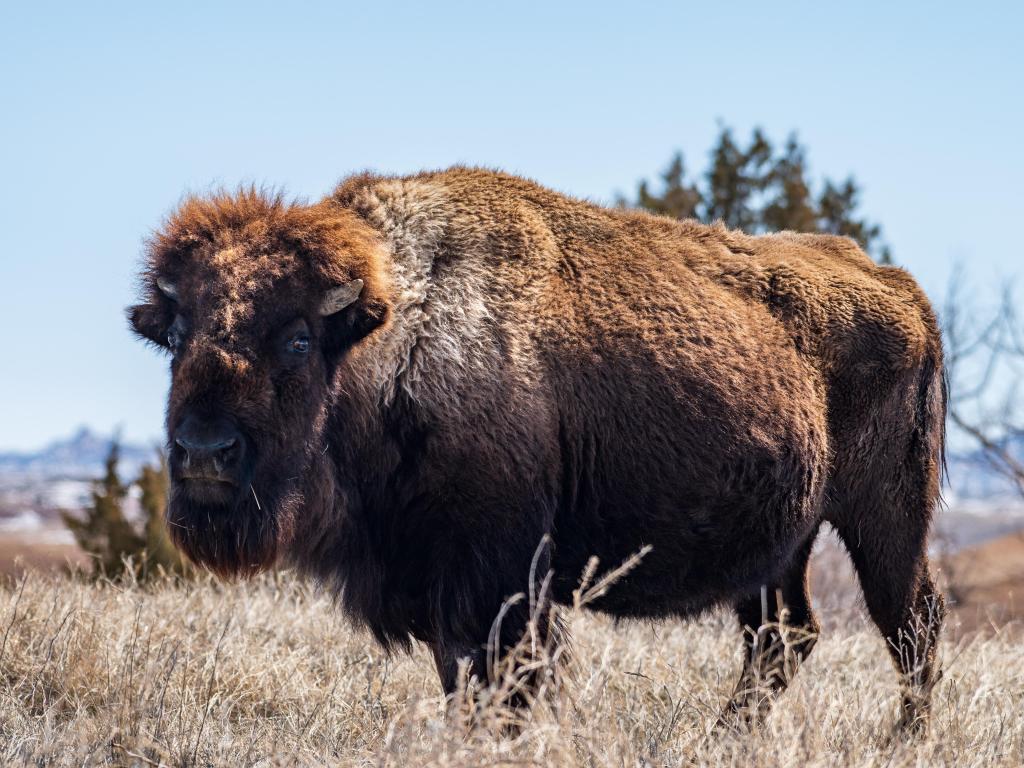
top-left (128, 189), bottom-right (390, 576)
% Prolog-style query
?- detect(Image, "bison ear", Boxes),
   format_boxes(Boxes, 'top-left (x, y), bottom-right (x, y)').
top-left (127, 302), bottom-right (172, 347)
top-left (320, 281), bottom-right (389, 356)
top-left (129, 276), bottom-right (179, 348)
top-left (128, 277), bottom-right (178, 347)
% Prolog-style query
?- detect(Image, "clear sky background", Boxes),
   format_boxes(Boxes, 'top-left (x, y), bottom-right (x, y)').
top-left (1, 1), bottom-right (1021, 451)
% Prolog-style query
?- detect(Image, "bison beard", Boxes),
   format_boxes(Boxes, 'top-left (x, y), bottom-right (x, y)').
top-left (130, 168), bottom-right (948, 735)
top-left (166, 483), bottom-right (298, 577)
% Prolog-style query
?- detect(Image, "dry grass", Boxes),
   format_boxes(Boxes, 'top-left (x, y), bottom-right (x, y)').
top-left (1, 564), bottom-right (1022, 768)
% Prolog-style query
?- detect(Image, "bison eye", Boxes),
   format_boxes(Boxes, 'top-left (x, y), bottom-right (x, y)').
top-left (288, 334), bottom-right (310, 355)
top-left (277, 319), bottom-right (311, 365)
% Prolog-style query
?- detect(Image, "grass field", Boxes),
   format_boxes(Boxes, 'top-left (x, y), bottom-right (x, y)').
top-left (1, 559), bottom-right (1022, 767)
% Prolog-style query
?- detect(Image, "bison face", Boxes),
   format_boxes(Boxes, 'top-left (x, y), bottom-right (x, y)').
top-left (128, 191), bottom-right (389, 576)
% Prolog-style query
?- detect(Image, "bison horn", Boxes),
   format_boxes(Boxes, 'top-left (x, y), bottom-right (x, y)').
top-left (319, 279), bottom-right (364, 316)
top-left (156, 277), bottom-right (178, 301)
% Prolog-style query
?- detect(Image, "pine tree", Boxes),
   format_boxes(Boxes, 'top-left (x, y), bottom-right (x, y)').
top-left (636, 152), bottom-right (701, 221)
top-left (761, 134), bottom-right (818, 234)
top-left (61, 442), bottom-right (189, 580)
top-left (818, 177), bottom-right (891, 263)
top-left (137, 455), bottom-right (189, 578)
top-left (61, 442), bottom-right (144, 578)
top-left (630, 125), bottom-right (892, 263)
top-left (703, 126), bottom-right (772, 231)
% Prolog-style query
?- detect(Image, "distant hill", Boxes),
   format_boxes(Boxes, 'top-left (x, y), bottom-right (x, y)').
top-left (0, 428), bottom-right (159, 522)
top-left (0, 427), bottom-right (156, 481)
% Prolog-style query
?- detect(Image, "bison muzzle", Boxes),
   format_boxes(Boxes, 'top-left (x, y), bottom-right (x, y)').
top-left (129, 168), bottom-right (947, 733)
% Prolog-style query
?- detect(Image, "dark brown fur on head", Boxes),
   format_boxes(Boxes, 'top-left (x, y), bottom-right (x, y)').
top-left (129, 189), bottom-right (390, 576)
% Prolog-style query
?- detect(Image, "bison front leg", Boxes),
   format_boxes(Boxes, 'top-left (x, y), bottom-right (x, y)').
top-left (718, 529), bottom-right (820, 731)
top-left (430, 641), bottom-right (488, 696)
top-left (429, 606), bottom-right (567, 715)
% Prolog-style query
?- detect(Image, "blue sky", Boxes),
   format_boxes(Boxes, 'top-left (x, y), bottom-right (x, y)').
top-left (1, 1), bottom-right (1021, 451)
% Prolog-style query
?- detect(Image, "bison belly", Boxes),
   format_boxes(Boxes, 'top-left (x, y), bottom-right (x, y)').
top-left (546, 300), bottom-right (828, 619)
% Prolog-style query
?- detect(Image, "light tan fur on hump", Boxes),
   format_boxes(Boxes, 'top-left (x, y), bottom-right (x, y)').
top-left (338, 177), bottom-right (533, 417)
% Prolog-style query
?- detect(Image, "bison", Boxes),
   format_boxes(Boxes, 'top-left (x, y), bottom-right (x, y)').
top-left (129, 167), bottom-right (946, 731)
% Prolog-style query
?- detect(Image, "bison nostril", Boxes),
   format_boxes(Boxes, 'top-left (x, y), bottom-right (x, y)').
top-left (211, 438), bottom-right (237, 470)
top-left (174, 428), bottom-right (242, 473)
top-left (209, 437), bottom-right (237, 453)
top-left (174, 436), bottom-right (194, 466)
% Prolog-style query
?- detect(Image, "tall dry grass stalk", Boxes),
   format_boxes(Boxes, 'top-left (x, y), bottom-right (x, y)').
top-left (0, 564), bottom-right (1021, 767)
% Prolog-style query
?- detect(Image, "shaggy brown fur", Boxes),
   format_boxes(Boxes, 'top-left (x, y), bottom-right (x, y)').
top-left (130, 167), bottom-right (946, 732)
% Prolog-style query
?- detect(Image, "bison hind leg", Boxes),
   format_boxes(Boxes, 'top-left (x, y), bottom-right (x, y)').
top-left (717, 525), bottom-right (821, 731)
top-left (826, 354), bottom-right (947, 735)
top-left (832, 518), bottom-right (945, 736)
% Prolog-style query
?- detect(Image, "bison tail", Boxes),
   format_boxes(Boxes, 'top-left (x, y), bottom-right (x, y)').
top-left (917, 342), bottom-right (948, 507)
